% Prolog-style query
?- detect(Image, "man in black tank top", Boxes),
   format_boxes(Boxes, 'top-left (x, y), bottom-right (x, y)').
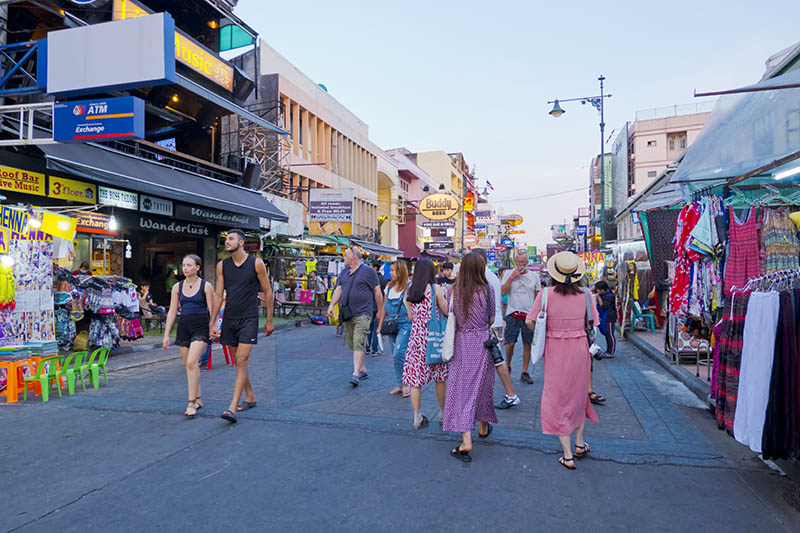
top-left (210, 229), bottom-right (274, 423)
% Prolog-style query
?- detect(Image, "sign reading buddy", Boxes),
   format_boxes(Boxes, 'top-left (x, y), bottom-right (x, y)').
top-left (419, 193), bottom-right (459, 221)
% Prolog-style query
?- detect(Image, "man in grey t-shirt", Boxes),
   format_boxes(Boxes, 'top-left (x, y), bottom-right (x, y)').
top-left (328, 247), bottom-right (385, 387)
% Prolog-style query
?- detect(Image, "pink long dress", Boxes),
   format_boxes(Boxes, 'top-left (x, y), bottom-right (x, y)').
top-left (527, 287), bottom-right (599, 435)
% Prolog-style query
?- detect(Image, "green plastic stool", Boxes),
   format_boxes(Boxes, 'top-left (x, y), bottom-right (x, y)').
top-left (78, 348), bottom-right (101, 389)
top-left (56, 351), bottom-right (88, 395)
top-left (23, 355), bottom-right (62, 402)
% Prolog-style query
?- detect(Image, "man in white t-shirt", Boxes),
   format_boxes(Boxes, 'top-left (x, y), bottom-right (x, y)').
top-left (501, 250), bottom-right (541, 384)
top-left (475, 248), bottom-right (520, 409)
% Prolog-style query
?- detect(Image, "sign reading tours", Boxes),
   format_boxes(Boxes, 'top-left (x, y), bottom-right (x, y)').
top-left (174, 204), bottom-right (258, 230)
top-left (424, 241), bottom-right (454, 251)
top-left (309, 188), bottom-right (354, 236)
top-left (139, 194), bottom-right (173, 217)
top-left (0, 165), bottom-right (45, 197)
top-left (53, 96), bottom-right (145, 142)
top-left (98, 186), bottom-right (138, 209)
top-left (48, 176), bottom-right (97, 204)
top-left (419, 193), bottom-right (459, 221)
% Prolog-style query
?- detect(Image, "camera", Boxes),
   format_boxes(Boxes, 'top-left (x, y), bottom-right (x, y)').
top-left (484, 335), bottom-right (505, 366)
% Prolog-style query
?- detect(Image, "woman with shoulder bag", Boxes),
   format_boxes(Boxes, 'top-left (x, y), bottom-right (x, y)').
top-left (442, 252), bottom-right (498, 463)
top-left (378, 261), bottom-right (411, 397)
top-left (402, 259), bottom-right (449, 430)
top-left (525, 252), bottom-right (599, 470)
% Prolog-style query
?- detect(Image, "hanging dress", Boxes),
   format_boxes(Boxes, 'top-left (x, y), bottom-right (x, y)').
top-left (761, 208), bottom-right (800, 274)
top-left (724, 206), bottom-right (761, 295)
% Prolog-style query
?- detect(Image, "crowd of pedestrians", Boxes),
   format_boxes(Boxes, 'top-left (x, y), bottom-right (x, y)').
top-left (163, 237), bottom-right (613, 469)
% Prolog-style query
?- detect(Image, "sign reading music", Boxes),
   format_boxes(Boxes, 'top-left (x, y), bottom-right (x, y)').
top-left (0, 165), bottom-right (45, 197)
top-left (113, 0), bottom-right (234, 91)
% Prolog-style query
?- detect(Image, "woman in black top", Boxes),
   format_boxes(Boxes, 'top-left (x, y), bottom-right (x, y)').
top-left (163, 254), bottom-right (215, 418)
top-left (594, 281), bottom-right (617, 359)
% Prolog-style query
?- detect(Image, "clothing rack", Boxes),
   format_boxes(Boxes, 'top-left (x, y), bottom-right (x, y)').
top-left (731, 268), bottom-right (800, 293)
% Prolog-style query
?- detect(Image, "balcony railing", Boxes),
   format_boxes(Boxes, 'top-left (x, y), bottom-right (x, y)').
top-left (634, 101), bottom-right (716, 121)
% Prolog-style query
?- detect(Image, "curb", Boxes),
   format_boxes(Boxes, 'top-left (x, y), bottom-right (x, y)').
top-left (110, 318), bottom-right (311, 356)
top-left (627, 331), bottom-right (712, 405)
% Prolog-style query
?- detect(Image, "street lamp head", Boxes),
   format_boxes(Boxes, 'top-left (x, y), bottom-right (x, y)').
top-left (549, 99), bottom-right (565, 118)
top-left (438, 183), bottom-right (445, 191)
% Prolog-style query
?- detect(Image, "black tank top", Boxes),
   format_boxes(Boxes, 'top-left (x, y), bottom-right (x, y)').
top-left (178, 279), bottom-right (208, 316)
top-left (222, 255), bottom-right (260, 319)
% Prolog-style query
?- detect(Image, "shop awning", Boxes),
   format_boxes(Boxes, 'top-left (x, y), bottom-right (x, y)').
top-left (38, 143), bottom-right (288, 221)
top-left (175, 74), bottom-right (289, 136)
top-left (351, 238), bottom-right (402, 257)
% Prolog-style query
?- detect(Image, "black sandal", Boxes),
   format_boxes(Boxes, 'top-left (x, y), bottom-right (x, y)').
top-left (589, 392), bottom-right (606, 405)
top-left (559, 456), bottom-right (576, 470)
top-left (450, 445), bottom-right (472, 463)
top-left (575, 443), bottom-right (590, 458)
top-left (220, 410), bottom-right (237, 423)
top-left (478, 423), bottom-right (493, 439)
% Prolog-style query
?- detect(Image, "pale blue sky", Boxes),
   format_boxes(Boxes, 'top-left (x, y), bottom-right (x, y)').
top-left (236, 0), bottom-right (799, 249)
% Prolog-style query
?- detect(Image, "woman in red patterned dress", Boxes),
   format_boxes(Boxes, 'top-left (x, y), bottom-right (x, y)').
top-left (402, 259), bottom-right (449, 430)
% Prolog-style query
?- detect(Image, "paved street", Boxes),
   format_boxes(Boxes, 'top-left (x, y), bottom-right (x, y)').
top-left (3, 326), bottom-right (800, 532)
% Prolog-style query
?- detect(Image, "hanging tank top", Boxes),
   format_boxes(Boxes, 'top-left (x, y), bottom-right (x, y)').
top-left (222, 254), bottom-right (261, 319)
top-left (179, 279), bottom-right (208, 316)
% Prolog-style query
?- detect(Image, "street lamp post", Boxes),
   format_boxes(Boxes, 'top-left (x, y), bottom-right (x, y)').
top-left (548, 75), bottom-right (611, 248)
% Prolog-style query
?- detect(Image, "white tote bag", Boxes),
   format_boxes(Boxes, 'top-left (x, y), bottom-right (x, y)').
top-left (441, 291), bottom-right (456, 362)
top-left (531, 287), bottom-right (548, 366)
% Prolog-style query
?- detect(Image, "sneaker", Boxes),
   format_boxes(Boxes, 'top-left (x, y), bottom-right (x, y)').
top-left (520, 372), bottom-right (534, 384)
top-left (199, 362), bottom-right (208, 371)
top-left (349, 375), bottom-right (360, 387)
top-left (359, 370), bottom-right (369, 380)
top-left (495, 395), bottom-right (520, 409)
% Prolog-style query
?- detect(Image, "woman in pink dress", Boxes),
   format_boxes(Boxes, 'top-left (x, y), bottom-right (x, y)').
top-left (403, 259), bottom-right (449, 430)
top-left (526, 252), bottom-right (599, 470)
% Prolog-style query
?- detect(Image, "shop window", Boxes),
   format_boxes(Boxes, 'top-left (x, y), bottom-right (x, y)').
top-left (647, 140), bottom-right (656, 147)
top-left (647, 171), bottom-right (657, 178)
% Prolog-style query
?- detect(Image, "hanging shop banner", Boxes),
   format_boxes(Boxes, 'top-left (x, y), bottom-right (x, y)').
top-left (309, 188), bottom-right (353, 236)
top-left (139, 194), bottom-right (173, 217)
top-left (424, 241), bottom-right (454, 251)
top-left (113, 0), bottom-right (234, 92)
top-left (463, 196), bottom-right (474, 212)
top-left (500, 214), bottom-right (523, 226)
top-left (422, 220), bottom-right (455, 228)
top-left (135, 215), bottom-right (210, 237)
top-left (419, 193), bottom-right (459, 221)
top-left (75, 212), bottom-right (118, 235)
top-left (48, 176), bottom-right (97, 204)
top-left (174, 204), bottom-right (258, 230)
top-left (53, 96), bottom-right (145, 142)
top-left (0, 165), bottom-right (46, 197)
top-left (98, 186), bottom-right (138, 209)
top-left (579, 251), bottom-right (606, 263)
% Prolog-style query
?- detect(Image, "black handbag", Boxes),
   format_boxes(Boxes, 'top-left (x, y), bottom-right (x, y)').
top-left (380, 289), bottom-right (405, 335)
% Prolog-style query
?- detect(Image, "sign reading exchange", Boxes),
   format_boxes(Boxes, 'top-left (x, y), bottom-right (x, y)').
top-left (53, 96), bottom-right (145, 142)
top-left (419, 193), bottom-right (459, 221)
top-left (174, 204), bottom-right (258, 229)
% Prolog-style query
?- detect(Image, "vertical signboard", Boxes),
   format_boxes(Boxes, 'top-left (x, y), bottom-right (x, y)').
top-left (309, 188), bottom-right (353, 236)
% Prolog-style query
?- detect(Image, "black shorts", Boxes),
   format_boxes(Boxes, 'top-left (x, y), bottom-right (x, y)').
top-left (175, 314), bottom-right (210, 347)
top-left (221, 316), bottom-right (259, 347)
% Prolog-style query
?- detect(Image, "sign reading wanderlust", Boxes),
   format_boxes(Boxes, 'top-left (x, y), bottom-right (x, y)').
top-left (419, 193), bottom-right (459, 220)
top-left (174, 204), bottom-right (258, 229)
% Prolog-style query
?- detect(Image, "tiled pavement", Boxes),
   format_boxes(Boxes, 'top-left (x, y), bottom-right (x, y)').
top-left (9, 325), bottom-right (725, 468)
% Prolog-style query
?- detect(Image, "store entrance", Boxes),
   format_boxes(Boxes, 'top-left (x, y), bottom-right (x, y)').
top-left (125, 233), bottom-right (204, 307)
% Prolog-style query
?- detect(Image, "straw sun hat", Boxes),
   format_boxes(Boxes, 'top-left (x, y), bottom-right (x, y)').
top-left (547, 251), bottom-right (586, 284)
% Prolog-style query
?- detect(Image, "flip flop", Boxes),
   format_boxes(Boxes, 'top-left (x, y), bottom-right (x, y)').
top-left (450, 445), bottom-right (472, 463)
top-left (237, 400), bottom-right (257, 411)
top-left (412, 415), bottom-right (429, 430)
top-left (220, 410), bottom-right (237, 423)
top-left (478, 423), bottom-right (493, 439)
top-left (589, 392), bottom-right (606, 405)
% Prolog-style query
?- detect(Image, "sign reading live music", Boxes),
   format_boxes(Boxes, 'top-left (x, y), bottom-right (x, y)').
top-left (0, 165), bottom-right (45, 197)
top-left (54, 96), bottom-right (145, 142)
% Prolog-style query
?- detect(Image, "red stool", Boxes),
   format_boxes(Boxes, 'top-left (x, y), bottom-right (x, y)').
top-left (207, 344), bottom-right (234, 370)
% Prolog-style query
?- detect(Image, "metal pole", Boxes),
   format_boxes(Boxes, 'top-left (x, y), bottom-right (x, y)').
top-left (599, 75), bottom-right (606, 249)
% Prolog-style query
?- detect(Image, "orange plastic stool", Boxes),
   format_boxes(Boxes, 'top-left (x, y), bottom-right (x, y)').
top-left (0, 359), bottom-right (34, 403)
